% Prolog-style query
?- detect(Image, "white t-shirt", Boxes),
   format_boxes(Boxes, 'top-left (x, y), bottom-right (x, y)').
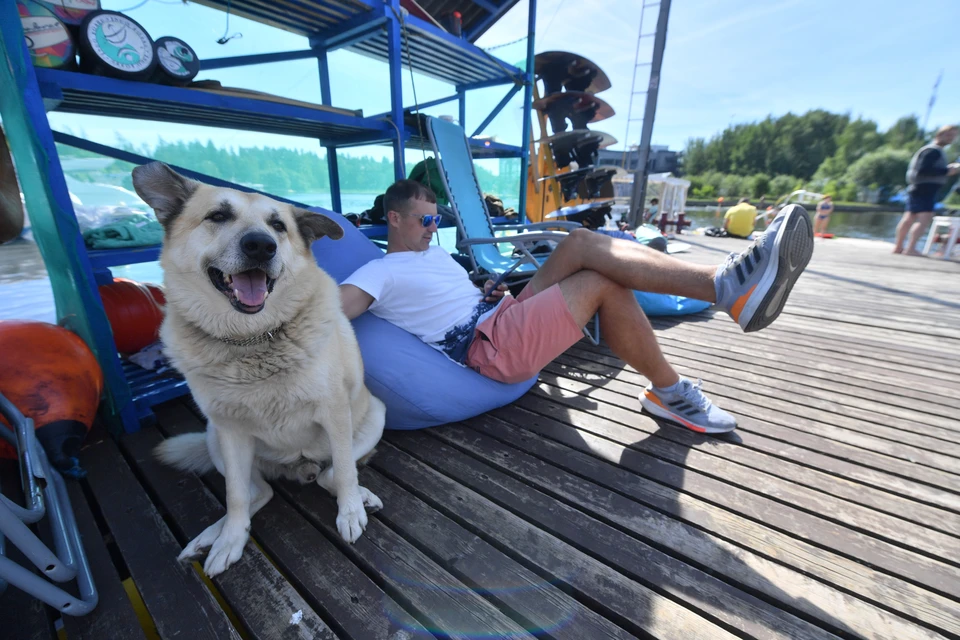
top-left (343, 246), bottom-right (492, 346)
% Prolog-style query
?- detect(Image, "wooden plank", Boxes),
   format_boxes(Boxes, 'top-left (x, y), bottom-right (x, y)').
top-left (156, 400), bottom-right (432, 640)
top-left (570, 344), bottom-right (960, 457)
top-left (0, 462), bottom-right (57, 640)
top-left (359, 466), bottom-right (641, 640)
top-left (494, 397), bottom-right (960, 597)
top-left (548, 356), bottom-right (960, 502)
top-left (274, 480), bottom-right (539, 640)
top-left (555, 351), bottom-right (960, 480)
top-left (61, 477), bottom-right (148, 640)
top-left (379, 436), bottom-right (839, 640)
top-left (367, 443), bottom-right (741, 640)
top-left (121, 426), bottom-right (339, 640)
top-left (650, 322), bottom-right (960, 403)
top-left (80, 437), bottom-right (243, 640)
top-left (452, 414), bottom-right (960, 637)
top-left (639, 338), bottom-right (960, 433)
top-left (541, 361), bottom-right (960, 536)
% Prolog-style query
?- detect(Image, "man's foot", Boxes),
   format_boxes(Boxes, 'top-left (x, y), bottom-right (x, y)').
top-left (714, 204), bottom-right (813, 332)
top-left (640, 378), bottom-right (737, 433)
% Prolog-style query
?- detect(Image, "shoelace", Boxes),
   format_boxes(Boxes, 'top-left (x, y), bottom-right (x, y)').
top-left (678, 379), bottom-right (712, 412)
top-left (720, 232), bottom-right (766, 275)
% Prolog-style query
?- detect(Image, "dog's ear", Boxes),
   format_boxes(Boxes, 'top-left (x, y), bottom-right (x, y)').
top-left (131, 162), bottom-right (199, 227)
top-left (294, 209), bottom-right (344, 245)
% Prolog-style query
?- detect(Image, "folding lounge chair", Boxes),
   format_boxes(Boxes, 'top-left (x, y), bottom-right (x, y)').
top-left (423, 115), bottom-right (601, 344)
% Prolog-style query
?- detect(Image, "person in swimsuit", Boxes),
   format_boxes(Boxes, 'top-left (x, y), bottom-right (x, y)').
top-left (814, 194), bottom-right (834, 236)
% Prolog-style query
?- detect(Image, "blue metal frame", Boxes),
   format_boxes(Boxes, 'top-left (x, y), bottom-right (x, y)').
top-left (387, 0), bottom-right (406, 180)
top-left (201, 49), bottom-right (318, 71)
top-left (317, 48), bottom-right (343, 212)
top-left (0, 0), bottom-right (537, 434)
top-left (0, 4), bottom-right (137, 435)
top-left (517, 0), bottom-right (537, 223)
top-left (472, 84), bottom-right (521, 137)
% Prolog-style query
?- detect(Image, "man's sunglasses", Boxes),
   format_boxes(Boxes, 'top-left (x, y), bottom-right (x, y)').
top-left (401, 212), bottom-right (442, 228)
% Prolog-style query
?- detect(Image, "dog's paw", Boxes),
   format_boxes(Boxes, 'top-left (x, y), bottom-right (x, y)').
top-left (202, 523), bottom-right (249, 577)
top-left (178, 519), bottom-right (225, 563)
top-left (359, 486), bottom-right (383, 512)
top-left (336, 492), bottom-right (368, 543)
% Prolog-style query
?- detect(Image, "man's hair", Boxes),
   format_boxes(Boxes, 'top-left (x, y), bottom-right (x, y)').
top-left (935, 124), bottom-right (959, 137)
top-left (384, 180), bottom-right (437, 217)
top-left (738, 197), bottom-right (750, 204)
top-left (650, 198), bottom-right (659, 204)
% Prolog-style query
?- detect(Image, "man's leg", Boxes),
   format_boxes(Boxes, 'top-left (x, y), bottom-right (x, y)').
top-left (523, 204), bottom-right (813, 333)
top-left (556, 270), bottom-right (736, 433)
top-left (904, 211), bottom-right (934, 256)
top-left (893, 211), bottom-right (915, 253)
top-left (521, 228), bottom-right (717, 302)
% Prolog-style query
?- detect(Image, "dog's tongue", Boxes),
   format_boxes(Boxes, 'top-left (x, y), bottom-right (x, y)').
top-left (232, 270), bottom-right (268, 307)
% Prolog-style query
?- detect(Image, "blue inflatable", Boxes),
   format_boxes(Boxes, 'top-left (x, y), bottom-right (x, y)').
top-left (595, 228), bottom-right (712, 316)
top-left (309, 208), bottom-right (537, 431)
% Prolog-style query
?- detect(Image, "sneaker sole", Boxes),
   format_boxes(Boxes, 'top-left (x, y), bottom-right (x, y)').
top-left (740, 204), bottom-right (814, 333)
top-left (640, 391), bottom-right (736, 434)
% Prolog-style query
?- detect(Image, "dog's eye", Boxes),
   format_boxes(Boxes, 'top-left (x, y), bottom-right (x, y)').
top-left (271, 221), bottom-right (287, 233)
top-left (206, 211), bottom-right (233, 223)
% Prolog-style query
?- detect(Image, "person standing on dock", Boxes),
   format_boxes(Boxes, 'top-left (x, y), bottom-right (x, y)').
top-left (893, 125), bottom-right (960, 255)
top-left (813, 194), bottom-right (834, 237)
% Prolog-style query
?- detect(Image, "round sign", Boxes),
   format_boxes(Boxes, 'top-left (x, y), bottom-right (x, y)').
top-left (18, 0), bottom-right (76, 69)
top-left (35, 0), bottom-right (101, 27)
top-left (152, 36), bottom-right (199, 85)
top-left (79, 10), bottom-right (155, 80)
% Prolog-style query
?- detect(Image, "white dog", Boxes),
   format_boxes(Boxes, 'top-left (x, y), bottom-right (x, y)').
top-left (132, 162), bottom-right (385, 577)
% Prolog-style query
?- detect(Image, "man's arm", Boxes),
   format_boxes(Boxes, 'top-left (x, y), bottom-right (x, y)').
top-left (339, 284), bottom-right (374, 320)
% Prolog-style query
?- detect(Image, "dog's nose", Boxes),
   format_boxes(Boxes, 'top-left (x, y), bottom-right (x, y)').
top-left (240, 232), bottom-right (277, 262)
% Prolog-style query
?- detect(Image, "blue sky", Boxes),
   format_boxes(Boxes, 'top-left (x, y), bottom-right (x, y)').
top-left (48, 0), bottom-right (959, 164)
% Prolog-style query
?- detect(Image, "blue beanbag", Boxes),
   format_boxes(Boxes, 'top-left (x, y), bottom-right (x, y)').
top-left (635, 291), bottom-right (712, 317)
top-left (309, 208), bottom-right (537, 430)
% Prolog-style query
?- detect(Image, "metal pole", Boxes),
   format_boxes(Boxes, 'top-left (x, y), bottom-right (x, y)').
top-left (317, 49), bottom-right (342, 212)
top-left (517, 0), bottom-right (537, 223)
top-left (628, 0), bottom-right (671, 227)
top-left (386, 0), bottom-right (406, 181)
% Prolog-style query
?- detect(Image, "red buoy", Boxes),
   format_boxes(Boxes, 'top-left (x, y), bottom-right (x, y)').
top-left (98, 278), bottom-right (164, 354)
top-left (0, 321), bottom-right (103, 468)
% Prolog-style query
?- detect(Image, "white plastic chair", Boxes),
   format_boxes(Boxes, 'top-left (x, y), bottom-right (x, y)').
top-left (922, 216), bottom-right (960, 259)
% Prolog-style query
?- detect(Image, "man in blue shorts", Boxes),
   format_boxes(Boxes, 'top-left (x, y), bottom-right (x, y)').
top-left (893, 125), bottom-right (959, 255)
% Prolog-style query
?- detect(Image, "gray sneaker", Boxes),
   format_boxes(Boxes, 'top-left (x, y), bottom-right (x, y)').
top-left (640, 378), bottom-right (737, 433)
top-left (715, 204), bottom-right (813, 332)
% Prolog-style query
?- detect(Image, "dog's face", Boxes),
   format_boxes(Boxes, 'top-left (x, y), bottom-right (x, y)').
top-left (131, 162), bottom-right (342, 327)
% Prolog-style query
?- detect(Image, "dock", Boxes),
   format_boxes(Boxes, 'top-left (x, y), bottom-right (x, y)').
top-left (4, 236), bottom-right (960, 640)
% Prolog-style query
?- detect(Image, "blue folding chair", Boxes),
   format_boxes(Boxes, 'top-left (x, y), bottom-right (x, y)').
top-left (424, 116), bottom-right (602, 344)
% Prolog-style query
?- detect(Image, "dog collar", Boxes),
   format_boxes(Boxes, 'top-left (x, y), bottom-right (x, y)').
top-left (217, 325), bottom-right (285, 347)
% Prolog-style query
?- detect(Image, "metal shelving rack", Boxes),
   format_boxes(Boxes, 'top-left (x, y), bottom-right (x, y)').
top-left (0, 0), bottom-right (537, 435)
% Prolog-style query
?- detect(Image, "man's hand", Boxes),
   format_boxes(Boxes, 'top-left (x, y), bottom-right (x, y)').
top-left (948, 163), bottom-right (960, 176)
top-left (483, 280), bottom-right (509, 303)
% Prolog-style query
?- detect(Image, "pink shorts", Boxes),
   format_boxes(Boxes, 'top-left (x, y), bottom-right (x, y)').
top-left (464, 284), bottom-right (583, 384)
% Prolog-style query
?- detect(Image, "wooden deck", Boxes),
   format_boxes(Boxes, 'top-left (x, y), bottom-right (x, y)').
top-left (4, 236), bottom-right (960, 640)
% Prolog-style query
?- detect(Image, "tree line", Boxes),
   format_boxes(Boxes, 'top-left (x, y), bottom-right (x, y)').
top-left (57, 135), bottom-right (521, 203)
top-left (681, 112), bottom-right (960, 204)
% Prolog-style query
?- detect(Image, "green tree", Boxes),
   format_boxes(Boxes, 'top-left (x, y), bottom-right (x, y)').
top-left (844, 147), bottom-right (911, 201)
top-left (749, 173), bottom-right (771, 199)
top-left (884, 115), bottom-right (924, 149)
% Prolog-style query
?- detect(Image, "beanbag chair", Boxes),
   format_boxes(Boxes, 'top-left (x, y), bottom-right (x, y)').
top-left (309, 208), bottom-right (537, 430)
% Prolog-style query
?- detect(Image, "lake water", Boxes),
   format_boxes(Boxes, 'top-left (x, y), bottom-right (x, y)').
top-left (682, 207), bottom-right (903, 241)
top-left (0, 189), bottom-right (905, 324)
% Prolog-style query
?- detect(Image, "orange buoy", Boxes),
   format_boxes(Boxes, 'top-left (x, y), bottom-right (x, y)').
top-left (0, 321), bottom-right (103, 470)
top-left (98, 278), bottom-right (164, 354)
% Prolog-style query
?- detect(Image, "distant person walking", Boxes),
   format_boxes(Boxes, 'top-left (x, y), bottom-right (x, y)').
top-left (814, 194), bottom-right (834, 236)
top-left (893, 125), bottom-right (960, 255)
